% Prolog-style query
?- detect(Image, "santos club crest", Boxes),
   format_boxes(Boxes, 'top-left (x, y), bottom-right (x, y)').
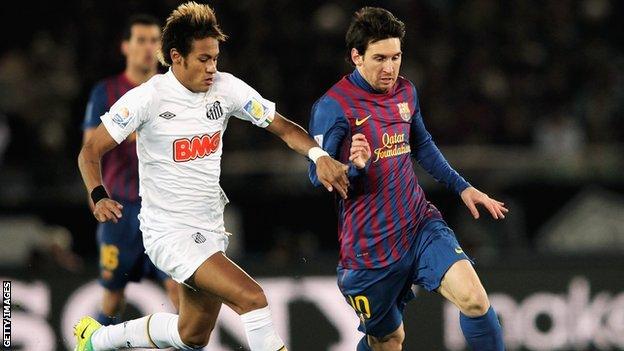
top-left (206, 101), bottom-right (224, 120)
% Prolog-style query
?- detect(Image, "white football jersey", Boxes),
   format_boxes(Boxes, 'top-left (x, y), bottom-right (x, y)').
top-left (100, 69), bottom-right (275, 236)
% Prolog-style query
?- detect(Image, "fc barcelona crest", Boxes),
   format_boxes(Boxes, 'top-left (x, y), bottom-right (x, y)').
top-left (397, 102), bottom-right (411, 121)
top-left (206, 101), bottom-right (224, 120)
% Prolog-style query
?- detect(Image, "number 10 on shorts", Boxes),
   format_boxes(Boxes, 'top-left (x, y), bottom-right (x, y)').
top-left (348, 295), bottom-right (371, 319)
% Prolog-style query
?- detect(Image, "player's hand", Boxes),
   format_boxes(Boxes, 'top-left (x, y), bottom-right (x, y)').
top-left (349, 133), bottom-right (371, 169)
top-left (93, 198), bottom-right (123, 223)
top-left (460, 187), bottom-right (508, 220)
top-left (316, 156), bottom-right (349, 199)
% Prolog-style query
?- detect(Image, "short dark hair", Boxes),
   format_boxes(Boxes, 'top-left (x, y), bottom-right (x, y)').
top-left (345, 7), bottom-right (406, 65)
top-left (122, 14), bottom-right (161, 41)
top-left (159, 1), bottom-right (228, 66)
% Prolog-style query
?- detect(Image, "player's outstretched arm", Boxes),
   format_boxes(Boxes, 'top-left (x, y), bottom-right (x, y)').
top-left (267, 112), bottom-right (350, 199)
top-left (460, 187), bottom-right (509, 220)
top-left (78, 124), bottom-right (123, 223)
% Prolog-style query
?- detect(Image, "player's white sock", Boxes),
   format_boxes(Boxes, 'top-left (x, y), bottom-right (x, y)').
top-left (148, 312), bottom-right (194, 349)
top-left (91, 313), bottom-right (194, 350)
top-left (240, 306), bottom-right (285, 351)
top-left (91, 315), bottom-right (152, 349)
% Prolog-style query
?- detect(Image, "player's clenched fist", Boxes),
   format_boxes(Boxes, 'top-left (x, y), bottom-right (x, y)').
top-left (316, 156), bottom-right (350, 199)
top-left (93, 198), bottom-right (124, 223)
top-left (349, 133), bottom-right (371, 169)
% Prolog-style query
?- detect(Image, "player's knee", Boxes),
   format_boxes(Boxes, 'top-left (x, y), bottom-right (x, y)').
top-left (103, 288), bottom-right (124, 301)
top-left (369, 334), bottom-right (403, 351)
top-left (369, 328), bottom-right (405, 351)
top-left (457, 288), bottom-right (490, 317)
top-left (178, 325), bottom-right (213, 349)
top-left (235, 286), bottom-right (268, 314)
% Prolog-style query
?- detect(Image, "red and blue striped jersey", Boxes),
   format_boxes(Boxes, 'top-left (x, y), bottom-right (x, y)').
top-left (309, 69), bottom-right (470, 269)
top-left (83, 73), bottom-right (140, 202)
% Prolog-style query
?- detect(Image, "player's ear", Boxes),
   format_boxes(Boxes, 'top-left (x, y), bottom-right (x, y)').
top-left (351, 48), bottom-right (363, 66)
top-left (121, 40), bottom-right (129, 57)
top-left (170, 48), bottom-right (182, 65)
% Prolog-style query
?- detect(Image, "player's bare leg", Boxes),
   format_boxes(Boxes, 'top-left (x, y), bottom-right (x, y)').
top-left (176, 283), bottom-right (222, 347)
top-left (164, 278), bottom-right (181, 311)
top-left (438, 260), bottom-right (489, 316)
top-left (188, 251), bottom-right (287, 350)
top-left (365, 323), bottom-right (405, 351)
top-left (438, 259), bottom-right (504, 350)
top-left (97, 289), bottom-right (125, 325)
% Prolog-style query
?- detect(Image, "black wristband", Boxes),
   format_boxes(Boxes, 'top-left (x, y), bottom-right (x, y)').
top-left (90, 185), bottom-right (109, 204)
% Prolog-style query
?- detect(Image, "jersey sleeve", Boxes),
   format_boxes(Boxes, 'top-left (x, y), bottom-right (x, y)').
top-left (82, 82), bottom-right (107, 130)
top-left (409, 84), bottom-right (471, 195)
top-left (228, 75), bottom-right (276, 128)
top-left (100, 84), bottom-right (154, 144)
top-left (307, 96), bottom-right (367, 187)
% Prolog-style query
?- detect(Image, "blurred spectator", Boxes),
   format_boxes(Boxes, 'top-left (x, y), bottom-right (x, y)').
top-left (0, 216), bottom-right (83, 272)
top-left (0, 112), bottom-right (9, 166)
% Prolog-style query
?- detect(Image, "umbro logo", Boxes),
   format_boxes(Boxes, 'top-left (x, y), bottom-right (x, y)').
top-left (192, 232), bottom-right (206, 244)
top-left (159, 111), bottom-right (176, 119)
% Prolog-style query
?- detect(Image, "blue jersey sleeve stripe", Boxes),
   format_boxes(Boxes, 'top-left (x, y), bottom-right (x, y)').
top-left (82, 81), bottom-right (108, 130)
top-left (307, 95), bottom-right (348, 187)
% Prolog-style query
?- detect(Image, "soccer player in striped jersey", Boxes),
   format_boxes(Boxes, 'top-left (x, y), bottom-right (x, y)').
top-left (309, 7), bottom-right (508, 351)
top-left (81, 14), bottom-right (179, 326)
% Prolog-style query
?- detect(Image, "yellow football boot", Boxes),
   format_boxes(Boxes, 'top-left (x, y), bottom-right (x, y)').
top-left (73, 316), bottom-right (101, 351)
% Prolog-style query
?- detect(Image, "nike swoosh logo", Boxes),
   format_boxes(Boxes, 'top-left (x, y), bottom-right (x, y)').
top-left (455, 248), bottom-right (464, 254)
top-left (80, 326), bottom-right (88, 339)
top-left (355, 115), bottom-right (371, 126)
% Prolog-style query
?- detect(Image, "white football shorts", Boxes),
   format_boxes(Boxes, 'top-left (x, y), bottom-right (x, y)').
top-left (143, 227), bottom-right (230, 284)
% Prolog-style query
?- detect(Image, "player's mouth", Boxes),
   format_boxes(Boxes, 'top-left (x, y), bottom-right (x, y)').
top-left (380, 77), bottom-right (394, 85)
top-left (204, 77), bottom-right (214, 85)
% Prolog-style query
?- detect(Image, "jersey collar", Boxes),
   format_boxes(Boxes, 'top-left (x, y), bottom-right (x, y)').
top-left (348, 69), bottom-right (376, 93)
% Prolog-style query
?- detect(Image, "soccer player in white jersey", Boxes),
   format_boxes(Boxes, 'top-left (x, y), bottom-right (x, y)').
top-left (74, 2), bottom-right (350, 351)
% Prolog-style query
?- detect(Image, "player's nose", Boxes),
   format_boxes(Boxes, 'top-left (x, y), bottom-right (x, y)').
top-left (382, 62), bottom-right (394, 73)
top-left (206, 60), bottom-right (217, 73)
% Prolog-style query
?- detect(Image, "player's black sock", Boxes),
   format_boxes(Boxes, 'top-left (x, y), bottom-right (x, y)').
top-left (460, 306), bottom-right (504, 351)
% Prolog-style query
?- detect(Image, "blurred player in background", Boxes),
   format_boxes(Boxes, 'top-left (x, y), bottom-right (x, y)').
top-left (82, 14), bottom-right (179, 327)
top-left (75, 2), bottom-right (349, 350)
top-left (309, 7), bottom-right (507, 351)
